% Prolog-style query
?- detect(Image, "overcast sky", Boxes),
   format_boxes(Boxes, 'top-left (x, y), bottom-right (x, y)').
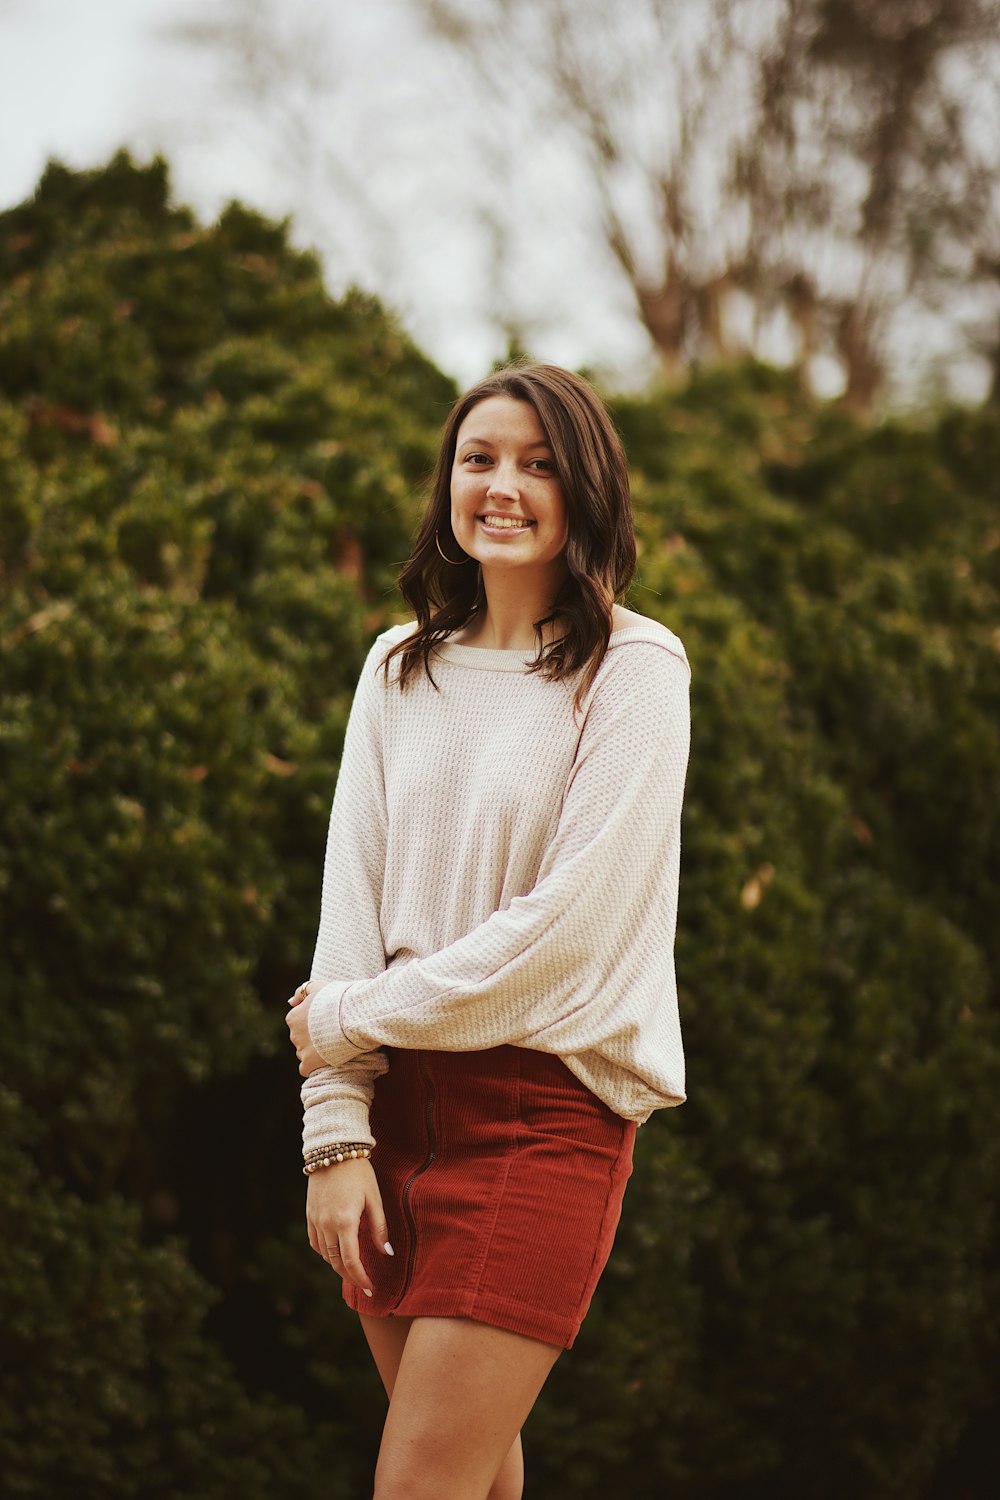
top-left (0, 0), bottom-right (655, 387)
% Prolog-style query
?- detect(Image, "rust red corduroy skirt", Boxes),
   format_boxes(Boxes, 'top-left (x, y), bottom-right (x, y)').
top-left (341, 1045), bottom-right (636, 1349)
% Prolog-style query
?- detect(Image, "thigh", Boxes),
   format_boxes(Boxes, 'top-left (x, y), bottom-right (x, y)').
top-left (373, 1316), bottom-right (560, 1500)
top-left (360, 1310), bottom-right (412, 1397)
top-left (362, 1313), bottom-right (527, 1500)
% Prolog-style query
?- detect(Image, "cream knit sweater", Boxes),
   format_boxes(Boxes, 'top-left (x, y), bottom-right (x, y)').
top-left (301, 617), bottom-right (691, 1156)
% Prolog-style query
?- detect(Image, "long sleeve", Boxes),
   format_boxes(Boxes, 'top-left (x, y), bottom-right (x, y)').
top-left (306, 639), bottom-right (691, 1119)
top-left (299, 635), bottom-right (392, 1153)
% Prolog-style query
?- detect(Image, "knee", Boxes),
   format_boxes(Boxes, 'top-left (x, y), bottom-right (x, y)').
top-left (373, 1478), bottom-right (519, 1500)
top-left (371, 1446), bottom-right (521, 1494)
top-left (372, 1477), bottom-right (436, 1500)
top-left (488, 1472), bottom-right (523, 1500)
top-left (372, 1458), bottom-right (443, 1500)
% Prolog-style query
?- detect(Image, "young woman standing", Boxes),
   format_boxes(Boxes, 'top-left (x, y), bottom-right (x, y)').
top-left (286, 363), bottom-right (691, 1499)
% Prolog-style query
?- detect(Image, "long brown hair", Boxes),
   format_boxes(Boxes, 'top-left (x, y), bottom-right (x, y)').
top-left (383, 362), bottom-right (637, 705)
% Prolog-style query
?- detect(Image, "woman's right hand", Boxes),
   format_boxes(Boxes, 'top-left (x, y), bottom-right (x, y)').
top-left (306, 1158), bottom-right (393, 1297)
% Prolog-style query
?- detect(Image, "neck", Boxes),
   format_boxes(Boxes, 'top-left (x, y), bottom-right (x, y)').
top-left (469, 566), bottom-right (566, 650)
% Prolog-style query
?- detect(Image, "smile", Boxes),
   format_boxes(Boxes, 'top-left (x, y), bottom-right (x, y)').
top-left (478, 515), bottom-right (534, 530)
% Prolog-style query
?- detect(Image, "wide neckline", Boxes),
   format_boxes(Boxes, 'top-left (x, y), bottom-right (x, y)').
top-left (429, 624), bottom-right (677, 673)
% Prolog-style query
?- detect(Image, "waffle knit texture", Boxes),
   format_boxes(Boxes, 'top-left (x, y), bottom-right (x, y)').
top-left (300, 617), bottom-right (692, 1156)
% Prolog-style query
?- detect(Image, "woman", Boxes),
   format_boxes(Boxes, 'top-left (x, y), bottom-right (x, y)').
top-left (286, 362), bottom-right (691, 1500)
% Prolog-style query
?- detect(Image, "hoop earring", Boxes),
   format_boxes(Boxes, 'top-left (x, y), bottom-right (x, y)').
top-left (435, 529), bottom-right (472, 565)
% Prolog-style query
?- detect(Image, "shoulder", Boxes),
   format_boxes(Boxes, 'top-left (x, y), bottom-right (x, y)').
top-left (364, 620), bottom-right (418, 672)
top-left (608, 605), bottom-right (690, 675)
top-left (345, 621), bottom-right (418, 704)
top-left (373, 619), bottom-right (418, 653)
top-left (575, 612), bottom-right (690, 738)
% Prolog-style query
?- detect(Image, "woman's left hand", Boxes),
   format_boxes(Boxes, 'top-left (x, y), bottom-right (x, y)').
top-left (285, 981), bottom-right (326, 1076)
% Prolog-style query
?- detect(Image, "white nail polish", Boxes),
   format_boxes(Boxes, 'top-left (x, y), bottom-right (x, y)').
top-left (363, 1288), bottom-right (373, 1298)
top-left (384, 1242), bottom-right (395, 1256)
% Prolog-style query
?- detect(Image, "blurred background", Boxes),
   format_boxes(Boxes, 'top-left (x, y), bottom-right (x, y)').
top-left (5, 0), bottom-right (1000, 404)
top-left (2, 2), bottom-right (999, 1497)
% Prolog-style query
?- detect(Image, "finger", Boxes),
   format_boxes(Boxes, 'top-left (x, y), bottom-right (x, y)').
top-left (307, 1198), bottom-right (338, 1266)
top-left (336, 1221), bottom-right (374, 1298)
top-left (322, 1240), bottom-right (345, 1278)
top-left (308, 1205), bottom-right (342, 1275)
top-left (366, 1186), bottom-right (394, 1258)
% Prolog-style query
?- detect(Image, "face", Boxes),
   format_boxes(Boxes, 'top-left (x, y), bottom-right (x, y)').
top-left (450, 395), bottom-right (569, 588)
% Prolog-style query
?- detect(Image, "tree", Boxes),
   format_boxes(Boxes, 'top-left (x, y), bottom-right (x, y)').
top-left (737, 0), bottom-right (1000, 410)
top-left (422, 0), bottom-right (1000, 410)
top-left (157, 0), bottom-right (1000, 407)
top-left (0, 149), bottom-right (452, 1497)
top-left (2, 152), bottom-right (998, 1497)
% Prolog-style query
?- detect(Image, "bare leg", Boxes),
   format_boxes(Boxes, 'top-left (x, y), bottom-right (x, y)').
top-left (362, 1313), bottom-right (559, 1500)
top-left (360, 1314), bottom-right (526, 1500)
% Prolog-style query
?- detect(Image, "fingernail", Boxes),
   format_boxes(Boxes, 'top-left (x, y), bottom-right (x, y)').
top-left (383, 1242), bottom-right (394, 1256)
top-left (363, 1288), bottom-right (373, 1298)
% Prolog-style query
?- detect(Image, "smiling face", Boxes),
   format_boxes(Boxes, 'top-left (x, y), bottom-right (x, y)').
top-left (450, 395), bottom-right (570, 591)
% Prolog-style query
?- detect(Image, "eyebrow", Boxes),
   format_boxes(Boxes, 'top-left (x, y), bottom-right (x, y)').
top-left (458, 437), bottom-right (552, 449)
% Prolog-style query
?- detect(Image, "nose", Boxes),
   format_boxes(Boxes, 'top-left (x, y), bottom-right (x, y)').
top-left (485, 459), bottom-right (520, 500)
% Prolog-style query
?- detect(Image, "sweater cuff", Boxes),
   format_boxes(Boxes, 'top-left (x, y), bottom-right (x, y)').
top-left (308, 980), bottom-right (363, 1067)
top-left (340, 980), bottom-right (387, 1053)
top-left (301, 1092), bottom-right (376, 1157)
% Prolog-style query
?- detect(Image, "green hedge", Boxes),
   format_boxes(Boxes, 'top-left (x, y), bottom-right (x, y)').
top-left (1, 153), bottom-right (997, 1498)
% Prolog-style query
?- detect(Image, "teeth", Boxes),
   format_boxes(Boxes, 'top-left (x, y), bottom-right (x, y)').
top-left (482, 516), bottom-right (531, 529)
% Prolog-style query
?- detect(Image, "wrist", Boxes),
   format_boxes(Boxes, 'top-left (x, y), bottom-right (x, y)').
top-left (302, 1142), bottom-right (373, 1176)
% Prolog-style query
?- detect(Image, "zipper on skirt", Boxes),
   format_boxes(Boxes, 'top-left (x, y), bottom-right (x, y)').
top-left (391, 1051), bottom-right (437, 1309)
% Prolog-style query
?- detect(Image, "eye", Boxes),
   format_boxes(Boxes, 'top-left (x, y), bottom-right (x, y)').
top-left (462, 452), bottom-right (491, 466)
top-left (530, 458), bottom-right (556, 472)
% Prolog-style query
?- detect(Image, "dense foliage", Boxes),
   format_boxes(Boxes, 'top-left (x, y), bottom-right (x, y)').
top-left (1, 153), bottom-right (997, 1498)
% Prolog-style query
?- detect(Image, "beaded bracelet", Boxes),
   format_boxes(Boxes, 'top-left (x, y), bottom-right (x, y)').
top-left (303, 1141), bottom-right (371, 1162)
top-left (303, 1142), bottom-right (373, 1175)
